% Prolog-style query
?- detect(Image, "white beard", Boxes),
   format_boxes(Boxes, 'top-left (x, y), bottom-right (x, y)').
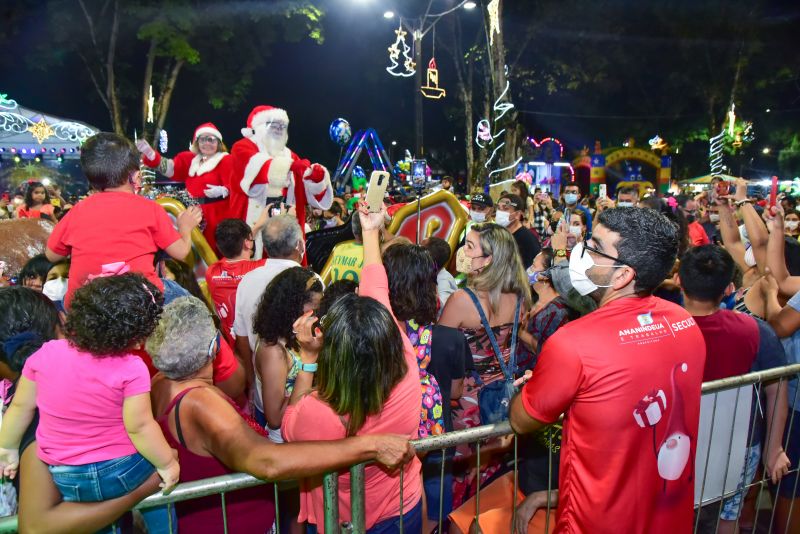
top-left (264, 132), bottom-right (288, 156)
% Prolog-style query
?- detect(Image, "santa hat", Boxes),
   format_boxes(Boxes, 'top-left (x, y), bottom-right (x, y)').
top-left (241, 105), bottom-right (290, 138)
top-left (190, 123), bottom-right (223, 154)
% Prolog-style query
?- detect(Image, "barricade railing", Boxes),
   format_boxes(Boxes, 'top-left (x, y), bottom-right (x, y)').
top-left (0, 363), bottom-right (799, 533)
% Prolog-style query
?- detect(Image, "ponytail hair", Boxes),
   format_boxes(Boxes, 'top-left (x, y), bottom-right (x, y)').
top-left (0, 287), bottom-right (60, 372)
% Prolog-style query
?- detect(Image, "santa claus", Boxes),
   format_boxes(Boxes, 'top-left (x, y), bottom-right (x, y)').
top-left (228, 105), bottom-right (333, 258)
top-left (136, 123), bottom-right (232, 254)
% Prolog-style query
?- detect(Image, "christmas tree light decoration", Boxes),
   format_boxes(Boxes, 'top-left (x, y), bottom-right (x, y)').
top-left (487, 0), bottom-right (501, 46)
top-left (159, 130), bottom-right (168, 153)
top-left (27, 118), bottom-right (55, 144)
top-left (727, 103), bottom-right (736, 137)
top-left (420, 58), bottom-right (446, 99)
top-left (386, 25), bottom-right (416, 77)
top-left (147, 85), bottom-right (155, 123)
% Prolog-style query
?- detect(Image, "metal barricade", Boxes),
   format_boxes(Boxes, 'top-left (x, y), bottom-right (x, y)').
top-left (0, 364), bottom-right (799, 533)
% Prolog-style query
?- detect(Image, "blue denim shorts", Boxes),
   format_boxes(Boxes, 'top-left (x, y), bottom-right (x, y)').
top-left (48, 452), bottom-right (155, 503)
top-left (719, 443), bottom-right (761, 521)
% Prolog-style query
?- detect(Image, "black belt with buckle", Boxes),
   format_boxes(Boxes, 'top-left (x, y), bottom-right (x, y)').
top-left (194, 197), bottom-right (226, 205)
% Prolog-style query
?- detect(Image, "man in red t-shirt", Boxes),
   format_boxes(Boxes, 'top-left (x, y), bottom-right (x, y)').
top-left (678, 245), bottom-right (790, 531)
top-left (511, 207), bottom-right (706, 534)
top-left (45, 133), bottom-right (202, 306)
top-left (205, 219), bottom-right (266, 345)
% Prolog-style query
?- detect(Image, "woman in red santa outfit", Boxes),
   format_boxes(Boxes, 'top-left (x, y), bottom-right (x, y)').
top-left (136, 123), bottom-right (232, 255)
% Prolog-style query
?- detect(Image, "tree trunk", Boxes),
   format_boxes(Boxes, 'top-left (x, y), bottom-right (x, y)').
top-left (153, 59), bottom-right (185, 144)
top-left (106, 0), bottom-right (123, 134)
top-left (142, 37), bottom-right (157, 137)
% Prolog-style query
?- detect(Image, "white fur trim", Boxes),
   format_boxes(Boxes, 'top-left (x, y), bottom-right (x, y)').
top-left (305, 166), bottom-right (333, 210)
top-left (241, 127), bottom-right (255, 138)
top-left (194, 126), bottom-right (222, 141)
top-left (189, 152), bottom-right (227, 177)
top-left (240, 152), bottom-right (271, 192)
top-left (250, 108), bottom-right (289, 128)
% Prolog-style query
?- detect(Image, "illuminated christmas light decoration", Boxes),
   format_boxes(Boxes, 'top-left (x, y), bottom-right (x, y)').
top-left (0, 92), bottom-right (96, 144)
top-left (487, 0), bottom-right (501, 46)
top-left (709, 129), bottom-right (725, 178)
top-left (27, 118), bottom-right (55, 144)
top-left (420, 58), bottom-right (446, 99)
top-left (386, 24), bottom-right (415, 78)
top-left (527, 137), bottom-right (565, 158)
top-left (147, 85), bottom-right (155, 123)
top-left (648, 135), bottom-right (667, 151)
top-left (727, 103), bottom-right (735, 137)
top-left (159, 129), bottom-right (168, 153)
top-left (476, 65), bottom-right (521, 181)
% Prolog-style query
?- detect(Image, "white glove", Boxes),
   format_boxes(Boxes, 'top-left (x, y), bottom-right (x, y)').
top-left (135, 139), bottom-right (156, 160)
top-left (204, 185), bottom-right (229, 199)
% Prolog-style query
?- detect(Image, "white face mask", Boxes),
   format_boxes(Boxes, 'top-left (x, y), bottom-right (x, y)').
top-left (569, 225), bottom-right (583, 237)
top-left (709, 213), bottom-right (720, 223)
top-left (469, 210), bottom-right (486, 223)
top-left (42, 277), bottom-right (68, 302)
top-left (568, 242), bottom-right (620, 296)
top-left (495, 210), bottom-right (512, 227)
top-left (564, 193), bottom-right (579, 205)
top-left (616, 201), bottom-right (634, 208)
top-left (785, 221), bottom-right (799, 231)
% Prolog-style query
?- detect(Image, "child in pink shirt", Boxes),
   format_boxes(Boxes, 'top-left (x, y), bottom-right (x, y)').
top-left (0, 273), bottom-right (179, 512)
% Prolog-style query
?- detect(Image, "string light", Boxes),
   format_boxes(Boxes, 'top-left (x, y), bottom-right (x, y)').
top-left (709, 129), bottom-right (725, 178)
top-left (487, 0), bottom-right (501, 46)
top-left (476, 65), bottom-right (522, 181)
top-left (727, 103), bottom-right (735, 138)
top-left (0, 92), bottom-right (96, 145)
top-left (386, 24), bottom-right (415, 77)
top-left (147, 85), bottom-right (155, 123)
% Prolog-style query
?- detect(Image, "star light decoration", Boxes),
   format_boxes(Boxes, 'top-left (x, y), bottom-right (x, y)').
top-left (487, 0), bottom-right (501, 46)
top-left (386, 24), bottom-right (415, 77)
top-left (27, 118), bottom-right (55, 144)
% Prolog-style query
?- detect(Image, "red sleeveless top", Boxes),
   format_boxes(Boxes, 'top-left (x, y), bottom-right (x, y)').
top-left (156, 386), bottom-right (275, 533)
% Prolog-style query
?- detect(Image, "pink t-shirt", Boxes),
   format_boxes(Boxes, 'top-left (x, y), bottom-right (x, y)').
top-left (22, 339), bottom-right (151, 465)
top-left (282, 263), bottom-right (422, 532)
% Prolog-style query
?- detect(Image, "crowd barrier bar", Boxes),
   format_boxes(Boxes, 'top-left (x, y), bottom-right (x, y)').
top-left (0, 363), bottom-right (798, 533)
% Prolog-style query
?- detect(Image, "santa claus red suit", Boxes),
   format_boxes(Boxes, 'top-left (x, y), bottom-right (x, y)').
top-left (228, 105), bottom-right (333, 258)
top-left (137, 123), bottom-right (232, 255)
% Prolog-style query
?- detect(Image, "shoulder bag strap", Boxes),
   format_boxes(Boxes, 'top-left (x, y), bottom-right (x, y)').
top-left (463, 288), bottom-right (513, 381)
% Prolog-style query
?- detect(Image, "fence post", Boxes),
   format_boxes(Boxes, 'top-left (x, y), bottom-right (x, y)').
top-left (323, 472), bottom-right (340, 533)
top-left (349, 464), bottom-right (366, 534)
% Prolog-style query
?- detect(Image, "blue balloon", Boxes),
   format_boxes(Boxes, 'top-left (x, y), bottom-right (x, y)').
top-left (329, 118), bottom-right (352, 146)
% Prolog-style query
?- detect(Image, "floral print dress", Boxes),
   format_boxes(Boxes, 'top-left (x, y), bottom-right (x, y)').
top-left (405, 320), bottom-right (445, 438)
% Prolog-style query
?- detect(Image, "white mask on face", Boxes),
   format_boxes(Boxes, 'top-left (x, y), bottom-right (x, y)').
top-left (785, 221), bottom-right (799, 231)
top-left (568, 242), bottom-right (620, 296)
top-left (569, 225), bottom-right (583, 237)
top-left (495, 210), bottom-right (511, 227)
top-left (709, 213), bottom-right (721, 223)
top-left (616, 201), bottom-right (634, 208)
top-left (42, 277), bottom-right (68, 302)
top-left (469, 210), bottom-right (486, 223)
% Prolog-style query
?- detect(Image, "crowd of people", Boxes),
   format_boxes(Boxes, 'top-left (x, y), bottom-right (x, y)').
top-left (1, 125), bottom-right (800, 534)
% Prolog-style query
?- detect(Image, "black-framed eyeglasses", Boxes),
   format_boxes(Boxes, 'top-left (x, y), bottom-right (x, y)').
top-left (581, 240), bottom-right (636, 271)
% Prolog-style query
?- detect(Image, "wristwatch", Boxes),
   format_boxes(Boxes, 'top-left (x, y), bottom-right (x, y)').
top-left (299, 362), bottom-right (318, 373)
top-left (555, 249), bottom-right (567, 258)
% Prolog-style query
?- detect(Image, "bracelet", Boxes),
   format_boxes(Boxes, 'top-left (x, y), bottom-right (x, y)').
top-left (299, 362), bottom-right (318, 373)
top-left (735, 199), bottom-right (752, 207)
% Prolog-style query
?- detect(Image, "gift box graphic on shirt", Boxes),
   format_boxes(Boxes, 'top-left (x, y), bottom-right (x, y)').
top-left (633, 389), bottom-right (667, 427)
